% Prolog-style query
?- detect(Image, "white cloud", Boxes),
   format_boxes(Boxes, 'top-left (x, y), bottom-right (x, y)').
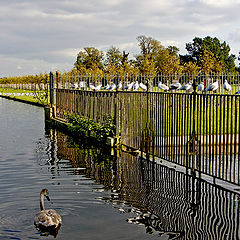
top-left (0, 0), bottom-right (240, 76)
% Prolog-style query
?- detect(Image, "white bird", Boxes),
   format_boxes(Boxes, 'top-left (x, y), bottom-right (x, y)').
top-left (34, 189), bottom-right (62, 236)
top-left (89, 84), bottom-right (96, 90)
top-left (74, 83), bottom-right (78, 89)
top-left (198, 82), bottom-right (204, 92)
top-left (102, 84), bottom-right (111, 90)
top-left (179, 82), bottom-right (192, 91)
top-left (134, 81), bottom-right (140, 91)
top-left (79, 81), bottom-right (85, 89)
top-left (169, 82), bottom-right (182, 91)
top-left (158, 82), bottom-right (169, 91)
top-left (223, 80), bottom-right (231, 92)
top-left (124, 82), bottom-right (134, 91)
top-left (95, 84), bottom-right (102, 90)
top-left (117, 81), bottom-right (123, 90)
top-left (205, 80), bottom-right (219, 92)
top-left (110, 83), bottom-right (117, 91)
top-left (139, 82), bottom-right (147, 90)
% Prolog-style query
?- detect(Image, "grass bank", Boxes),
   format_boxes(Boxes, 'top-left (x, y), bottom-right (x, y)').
top-left (0, 88), bottom-right (48, 106)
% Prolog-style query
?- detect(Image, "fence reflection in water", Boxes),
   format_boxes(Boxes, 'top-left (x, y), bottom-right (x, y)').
top-left (48, 129), bottom-right (240, 240)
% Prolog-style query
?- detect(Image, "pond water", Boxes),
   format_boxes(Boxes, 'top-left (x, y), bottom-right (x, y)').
top-left (0, 97), bottom-right (240, 240)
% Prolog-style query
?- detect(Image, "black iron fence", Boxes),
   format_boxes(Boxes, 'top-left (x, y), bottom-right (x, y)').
top-left (50, 73), bottom-right (240, 185)
top-left (52, 72), bottom-right (240, 95)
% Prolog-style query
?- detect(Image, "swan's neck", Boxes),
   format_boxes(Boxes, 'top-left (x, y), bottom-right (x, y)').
top-left (40, 194), bottom-right (45, 210)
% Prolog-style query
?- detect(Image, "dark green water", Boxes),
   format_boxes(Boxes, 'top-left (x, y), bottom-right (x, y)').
top-left (0, 97), bottom-right (240, 240)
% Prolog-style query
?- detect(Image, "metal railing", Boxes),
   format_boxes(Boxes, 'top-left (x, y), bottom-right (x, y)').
top-left (50, 73), bottom-right (240, 185)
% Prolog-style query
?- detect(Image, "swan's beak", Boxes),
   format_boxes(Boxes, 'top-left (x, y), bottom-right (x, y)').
top-left (46, 196), bottom-right (50, 201)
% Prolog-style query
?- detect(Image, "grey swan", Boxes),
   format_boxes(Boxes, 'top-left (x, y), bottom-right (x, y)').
top-left (34, 189), bottom-right (62, 235)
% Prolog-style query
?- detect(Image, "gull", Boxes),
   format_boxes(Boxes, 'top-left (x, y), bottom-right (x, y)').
top-left (169, 82), bottom-right (182, 91)
top-left (179, 82), bottom-right (192, 91)
top-left (73, 83), bottom-right (78, 89)
top-left (110, 83), bottom-right (117, 91)
top-left (133, 81), bottom-right (140, 91)
top-left (79, 81), bottom-right (85, 89)
top-left (158, 82), bottom-right (169, 91)
top-left (205, 80), bottom-right (219, 92)
top-left (223, 80), bottom-right (231, 92)
top-left (117, 81), bottom-right (123, 90)
top-left (139, 82), bottom-right (147, 91)
top-left (95, 84), bottom-right (102, 90)
top-left (89, 84), bottom-right (96, 90)
top-left (197, 82), bottom-right (204, 92)
top-left (102, 84), bottom-right (111, 90)
top-left (124, 82), bottom-right (134, 91)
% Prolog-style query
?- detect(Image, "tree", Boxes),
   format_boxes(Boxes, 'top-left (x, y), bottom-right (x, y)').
top-left (155, 48), bottom-right (182, 74)
top-left (105, 46), bottom-right (122, 68)
top-left (136, 35), bottom-right (162, 58)
top-left (74, 47), bottom-right (104, 72)
top-left (185, 36), bottom-right (236, 72)
top-left (138, 54), bottom-right (156, 75)
top-left (183, 61), bottom-right (200, 75)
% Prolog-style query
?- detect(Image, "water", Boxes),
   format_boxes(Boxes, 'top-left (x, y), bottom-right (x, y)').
top-left (0, 98), bottom-right (240, 240)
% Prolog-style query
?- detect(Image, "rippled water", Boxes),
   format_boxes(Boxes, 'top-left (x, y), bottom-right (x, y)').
top-left (1, 97), bottom-right (240, 240)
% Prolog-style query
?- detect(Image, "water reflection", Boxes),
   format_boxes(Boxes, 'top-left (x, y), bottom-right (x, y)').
top-left (46, 128), bottom-right (240, 240)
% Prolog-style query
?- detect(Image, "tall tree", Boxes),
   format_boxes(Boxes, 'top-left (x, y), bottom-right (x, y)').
top-left (185, 36), bottom-right (236, 72)
top-left (105, 46), bottom-right (122, 68)
top-left (74, 47), bottom-right (104, 72)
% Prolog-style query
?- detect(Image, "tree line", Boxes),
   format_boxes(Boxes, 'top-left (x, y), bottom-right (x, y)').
top-left (73, 35), bottom-right (238, 77)
top-left (0, 35), bottom-right (239, 84)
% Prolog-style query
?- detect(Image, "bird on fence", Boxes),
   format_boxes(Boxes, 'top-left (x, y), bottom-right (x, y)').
top-left (102, 84), bottom-right (111, 90)
top-left (79, 81), bottom-right (85, 89)
top-left (179, 82), bottom-right (192, 91)
top-left (117, 81), bottom-right (123, 90)
top-left (73, 83), bottom-right (78, 89)
top-left (205, 80), bottom-right (219, 93)
top-left (89, 84), bottom-right (96, 90)
top-left (197, 82), bottom-right (205, 92)
top-left (133, 81), bottom-right (140, 91)
top-left (158, 82), bottom-right (169, 91)
top-left (95, 84), bottom-right (102, 90)
top-left (123, 82), bottom-right (134, 91)
top-left (139, 82), bottom-right (147, 91)
top-left (110, 83), bottom-right (117, 91)
top-left (169, 82), bottom-right (182, 91)
top-left (223, 80), bottom-right (231, 92)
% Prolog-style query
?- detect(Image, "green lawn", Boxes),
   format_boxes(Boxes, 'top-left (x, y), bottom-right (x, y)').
top-left (0, 88), bottom-right (49, 106)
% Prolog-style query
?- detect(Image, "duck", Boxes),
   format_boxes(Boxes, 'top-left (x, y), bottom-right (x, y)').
top-left (34, 189), bottom-right (62, 234)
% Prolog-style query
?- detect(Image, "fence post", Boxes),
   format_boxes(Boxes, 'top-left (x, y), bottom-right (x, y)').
top-left (49, 72), bottom-right (54, 107)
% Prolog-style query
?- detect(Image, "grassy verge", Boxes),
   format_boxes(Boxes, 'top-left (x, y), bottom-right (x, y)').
top-left (0, 88), bottom-right (48, 106)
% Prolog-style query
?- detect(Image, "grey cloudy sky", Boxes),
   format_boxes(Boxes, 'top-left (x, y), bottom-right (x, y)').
top-left (1, 0), bottom-right (240, 77)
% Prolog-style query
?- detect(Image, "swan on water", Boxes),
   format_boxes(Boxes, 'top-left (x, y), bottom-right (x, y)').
top-left (34, 189), bottom-right (62, 235)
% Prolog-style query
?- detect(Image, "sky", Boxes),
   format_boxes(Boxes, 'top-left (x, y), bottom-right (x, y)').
top-left (1, 0), bottom-right (240, 77)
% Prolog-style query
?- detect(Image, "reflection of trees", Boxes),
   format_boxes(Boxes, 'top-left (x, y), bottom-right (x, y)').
top-left (49, 129), bottom-right (240, 240)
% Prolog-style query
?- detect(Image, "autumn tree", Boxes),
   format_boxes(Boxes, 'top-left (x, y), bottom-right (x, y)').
top-left (74, 47), bottom-right (104, 73)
